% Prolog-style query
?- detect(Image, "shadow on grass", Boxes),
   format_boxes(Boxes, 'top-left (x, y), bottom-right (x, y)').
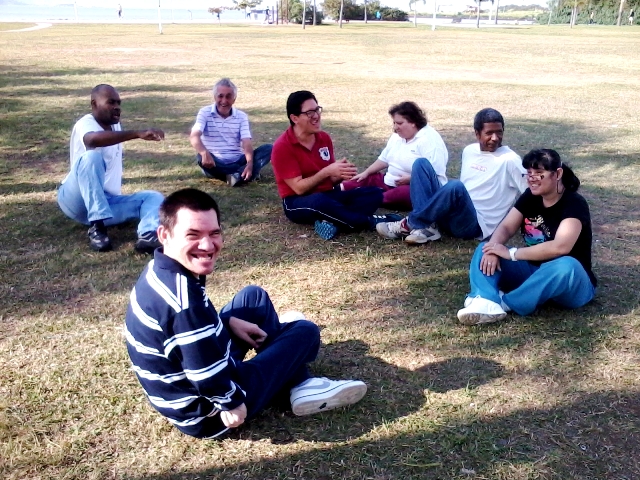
top-left (126, 389), bottom-right (640, 480)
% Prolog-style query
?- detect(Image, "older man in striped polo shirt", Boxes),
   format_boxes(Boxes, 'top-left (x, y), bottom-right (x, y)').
top-left (190, 78), bottom-right (272, 187)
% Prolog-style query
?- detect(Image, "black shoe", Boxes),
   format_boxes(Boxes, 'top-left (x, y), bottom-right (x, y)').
top-left (88, 224), bottom-right (112, 252)
top-left (134, 231), bottom-right (162, 255)
top-left (369, 213), bottom-right (403, 230)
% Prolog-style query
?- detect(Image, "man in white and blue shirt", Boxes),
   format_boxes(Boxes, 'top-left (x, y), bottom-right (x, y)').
top-left (125, 188), bottom-right (366, 439)
top-left (190, 78), bottom-right (272, 187)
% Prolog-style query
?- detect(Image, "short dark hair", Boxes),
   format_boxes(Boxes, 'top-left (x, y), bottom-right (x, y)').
top-left (388, 102), bottom-right (428, 130)
top-left (91, 84), bottom-right (116, 101)
top-left (473, 108), bottom-right (504, 132)
top-left (522, 148), bottom-right (581, 192)
top-left (159, 188), bottom-right (221, 232)
top-left (286, 90), bottom-right (317, 126)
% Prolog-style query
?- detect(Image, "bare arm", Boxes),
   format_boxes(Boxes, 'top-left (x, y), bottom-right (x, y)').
top-left (240, 138), bottom-right (254, 180)
top-left (351, 159), bottom-right (388, 182)
top-left (84, 128), bottom-right (164, 149)
top-left (284, 158), bottom-right (357, 196)
top-left (505, 218), bottom-right (582, 262)
top-left (189, 129), bottom-right (215, 168)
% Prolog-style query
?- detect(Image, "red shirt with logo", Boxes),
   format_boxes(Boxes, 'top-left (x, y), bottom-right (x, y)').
top-left (271, 127), bottom-right (336, 198)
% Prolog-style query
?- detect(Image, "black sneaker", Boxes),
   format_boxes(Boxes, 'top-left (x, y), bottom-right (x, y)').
top-left (134, 231), bottom-right (162, 255)
top-left (88, 224), bottom-right (112, 252)
top-left (369, 213), bottom-right (403, 230)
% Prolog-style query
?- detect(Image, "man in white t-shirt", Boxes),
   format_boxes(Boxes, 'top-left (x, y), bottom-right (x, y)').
top-left (377, 108), bottom-right (527, 244)
top-left (57, 84), bottom-right (165, 253)
top-left (190, 78), bottom-right (272, 187)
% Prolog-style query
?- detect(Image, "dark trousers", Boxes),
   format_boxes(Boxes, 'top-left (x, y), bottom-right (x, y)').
top-left (197, 144), bottom-right (273, 184)
top-left (187, 286), bottom-right (320, 439)
top-left (282, 187), bottom-right (383, 232)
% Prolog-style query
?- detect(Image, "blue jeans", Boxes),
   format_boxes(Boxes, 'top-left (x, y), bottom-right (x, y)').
top-left (186, 286), bottom-right (319, 439)
top-left (467, 243), bottom-right (596, 316)
top-left (197, 144), bottom-right (272, 184)
top-left (57, 149), bottom-right (163, 236)
top-left (283, 187), bottom-right (383, 232)
top-left (408, 158), bottom-right (482, 239)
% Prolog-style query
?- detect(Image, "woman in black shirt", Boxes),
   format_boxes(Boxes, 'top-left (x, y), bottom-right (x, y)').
top-left (457, 149), bottom-right (596, 325)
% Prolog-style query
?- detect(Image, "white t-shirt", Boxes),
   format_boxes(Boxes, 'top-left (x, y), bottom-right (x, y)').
top-left (379, 125), bottom-right (448, 187)
top-left (460, 143), bottom-right (527, 239)
top-left (63, 114), bottom-right (123, 195)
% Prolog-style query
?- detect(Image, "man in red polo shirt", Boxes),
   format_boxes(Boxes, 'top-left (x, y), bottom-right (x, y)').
top-left (271, 90), bottom-right (399, 240)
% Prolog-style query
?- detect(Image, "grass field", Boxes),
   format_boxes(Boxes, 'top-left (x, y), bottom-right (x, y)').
top-left (1, 21), bottom-right (639, 480)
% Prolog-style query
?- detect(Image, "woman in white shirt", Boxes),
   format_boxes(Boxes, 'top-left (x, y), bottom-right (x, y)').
top-left (341, 102), bottom-right (448, 210)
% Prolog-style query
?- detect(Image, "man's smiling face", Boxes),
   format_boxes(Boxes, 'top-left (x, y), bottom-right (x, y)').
top-left (214, 85), bottom-right (236, 118)
top-left (158, 207), bottom-right (223, 276)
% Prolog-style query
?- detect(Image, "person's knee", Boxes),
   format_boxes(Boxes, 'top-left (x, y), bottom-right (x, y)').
top-left (412, 157), bottom-right (436, 175)
top-left (546, 256), bottom-right (583, 279)
top-left (238, 285), bottom-right (267, 299)
top-left (76, 150), bottom-right (105, 175)
top-left (447, 179), bottom-right (466, 193)
top-left (289, 320), bottom-right (321, 349)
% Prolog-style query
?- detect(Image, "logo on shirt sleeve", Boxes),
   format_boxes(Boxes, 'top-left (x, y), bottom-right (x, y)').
top-left (319, 147), bottom-right (331, 161)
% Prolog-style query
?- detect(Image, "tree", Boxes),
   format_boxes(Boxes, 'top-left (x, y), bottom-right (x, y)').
top-left (231, 0), bottom-right (260, 9)
top-left (208, 6), bottom-right (226, 24)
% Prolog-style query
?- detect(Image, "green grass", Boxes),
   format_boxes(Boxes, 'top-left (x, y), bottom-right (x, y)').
top-left (1, 22), bottom-right (639, 480)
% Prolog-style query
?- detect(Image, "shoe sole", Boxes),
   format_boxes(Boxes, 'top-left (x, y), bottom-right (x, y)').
top-left (291, 382), bottom-right (367, 416)
top-left (315, 221), bottom-right (338, 240)
top-left (404, 233), bottom-right (442, 244)
top-left (457, 311), bottom-right (506, 326)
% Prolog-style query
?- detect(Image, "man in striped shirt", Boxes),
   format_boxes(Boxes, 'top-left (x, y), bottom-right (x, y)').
top-left (125, 188), bottom-right (367, 439)
top-left (190, 78), bottom-right (272, 187)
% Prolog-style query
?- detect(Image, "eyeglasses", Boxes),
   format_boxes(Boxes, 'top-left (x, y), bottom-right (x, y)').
top-left (523, 172), bottom-right (548, 181)
top-left (300, 106), bottom-right (323, 118)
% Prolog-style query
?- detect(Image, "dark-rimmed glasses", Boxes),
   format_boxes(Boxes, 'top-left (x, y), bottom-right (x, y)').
top-left (300, 106), bottom-right (323, 118)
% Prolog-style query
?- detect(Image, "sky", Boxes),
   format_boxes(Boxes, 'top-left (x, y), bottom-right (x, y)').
top-left (8, 0), bottom-right (549, 10)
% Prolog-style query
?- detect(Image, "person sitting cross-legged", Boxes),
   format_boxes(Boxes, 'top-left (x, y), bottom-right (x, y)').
top-left (457, 149), bottom-right (597, 326)
top-left (190, 78), bottom-right (272, 187)
top-left (271, 90), bottom-right (400, 241)
top-left (124, 188), bottom-right (367, 439)
top-left (376, 108), bottom-right (527, 244)
top-left (57, 84), bottom-right (165, 254)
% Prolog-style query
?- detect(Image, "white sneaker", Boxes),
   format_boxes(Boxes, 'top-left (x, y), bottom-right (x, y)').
top-left (290, 377), bottom-right (367, 416)
top-left (279, 310), bottom-right (306, 324)
top-left (376, 217), bottom-right (410, 239)
top-left (457, 296), bottom-right (507, 326)
top-left (404, 225), bottom-right (441, 244)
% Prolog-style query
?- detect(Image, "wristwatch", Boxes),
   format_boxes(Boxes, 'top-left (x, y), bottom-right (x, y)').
top-left (509, 247), bottom-right (518, 261)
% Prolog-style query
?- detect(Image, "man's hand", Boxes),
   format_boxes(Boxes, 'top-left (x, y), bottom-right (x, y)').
top-left (395, 174), bottom-right (411, 186)
top-left (241, 162), bottom-right (253, 181)
top-left (327, 158), bottom-right (358, 181)
top-left (220, 403), bottom-right (247, 428)
top-left (138, 128), bottom-right (164, 141)
top-left (228, 316), bottom-right (267, 350)
top-left (200, 151), bottom-right (216, 168)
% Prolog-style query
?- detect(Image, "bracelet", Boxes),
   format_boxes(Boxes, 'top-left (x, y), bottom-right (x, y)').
top-left (509, 247), bottom-right (518, 262)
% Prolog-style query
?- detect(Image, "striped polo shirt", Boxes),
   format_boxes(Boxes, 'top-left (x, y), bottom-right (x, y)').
top-left (124, 250), bottom-right (246, 438)
top-left (192, 105), bottom-right (252, 164)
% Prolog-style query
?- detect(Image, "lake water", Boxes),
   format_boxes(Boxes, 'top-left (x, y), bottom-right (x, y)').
top-left (0, 4), bottom-right (265, 23)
